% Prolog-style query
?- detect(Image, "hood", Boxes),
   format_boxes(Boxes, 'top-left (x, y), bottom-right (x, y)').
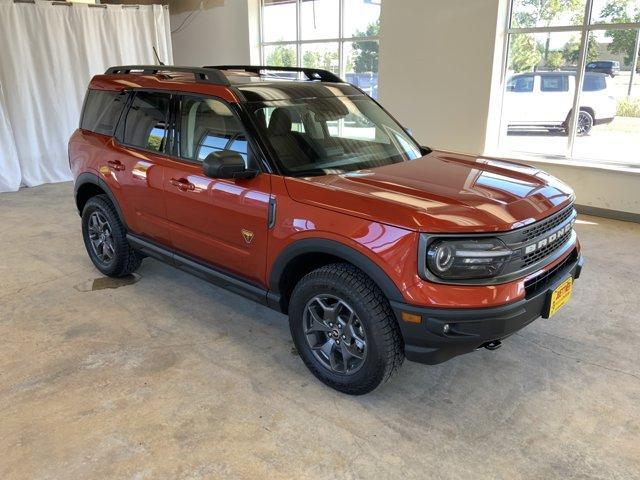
top-left (284, 150), bottom-right (575, 233)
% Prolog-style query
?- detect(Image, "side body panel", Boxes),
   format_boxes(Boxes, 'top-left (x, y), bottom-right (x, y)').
top-left (69, 130), bottom-right (169, 246)
top-left (163, 159), bottom-right (272, 285)
top-left (106, 140), bottom-right (171, 245)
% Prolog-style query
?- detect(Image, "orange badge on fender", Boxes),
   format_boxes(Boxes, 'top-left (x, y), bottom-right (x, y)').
top-left (241, 229), bottom-right (254, 244)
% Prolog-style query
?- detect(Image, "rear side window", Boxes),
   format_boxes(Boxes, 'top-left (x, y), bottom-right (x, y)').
top-left (540, 75), bottom-right (568, 92)
top-left (121, 91), bottom-right (171, 152)
top-left (583, 75), bottom-right (606, 91)
top-left (80, 90), bottom-right (127, 135)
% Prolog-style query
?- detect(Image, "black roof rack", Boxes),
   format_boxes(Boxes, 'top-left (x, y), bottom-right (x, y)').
top-left (206, 65), bottom-right (343, 83)
top-left (104, 65), bottom-right (230, 86)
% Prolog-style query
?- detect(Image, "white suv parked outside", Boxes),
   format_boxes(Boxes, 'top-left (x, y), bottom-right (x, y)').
top-left (504, 71), bottom-right (616, 135)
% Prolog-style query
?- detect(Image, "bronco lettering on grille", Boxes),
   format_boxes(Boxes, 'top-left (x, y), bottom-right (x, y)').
top-left (523, 219), bottom-right (575, 255)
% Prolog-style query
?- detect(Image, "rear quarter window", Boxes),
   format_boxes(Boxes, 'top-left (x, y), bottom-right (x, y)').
top-left (583, 75), bottom-right (606, 91)
top-left (80, 89), bottom-right (127, 135)
top-left (507, 75), bottom-right (534, 92)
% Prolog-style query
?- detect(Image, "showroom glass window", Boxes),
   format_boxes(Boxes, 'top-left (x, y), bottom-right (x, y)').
top-left (260, 0), bottom-right (381, 98)
top-left (500, 0), bottom-right (640, 166)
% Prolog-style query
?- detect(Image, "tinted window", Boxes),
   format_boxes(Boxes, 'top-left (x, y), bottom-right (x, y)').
top-left (507, 75), bottom-right (534, 92)
top-left (540, 75), bottom-right (568, 92)
top-left (80, 90), bottom-right (127, 135)
top-left (583, 74), bottom-right (606, 91)
top-left (177, 95), bottom-right (253, 167)
top-left (122, 91), bottom-right (170, 152)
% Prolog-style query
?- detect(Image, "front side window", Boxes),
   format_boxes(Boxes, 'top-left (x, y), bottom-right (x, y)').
top-left (250, 94), bottom-right (421, 176)
top-left (176, 96), bottom-right (252, 167)
top-left (121, 91), bottom-right (171, 152)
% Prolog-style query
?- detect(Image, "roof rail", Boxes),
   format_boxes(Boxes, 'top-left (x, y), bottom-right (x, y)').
top-left (104, 65), bottom-right (230, 86)
top-left (207, 65), bottom-right (343, 83)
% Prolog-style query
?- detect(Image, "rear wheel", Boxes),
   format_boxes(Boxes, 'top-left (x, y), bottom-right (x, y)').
top-left (289, 263), bottom-right (404, 395)
top-left (81, 195), bottom-right (142, 277)
top-left (576, 110), bottom-right (593, 136)
top-left (563, 109), bottom-right (594, 136)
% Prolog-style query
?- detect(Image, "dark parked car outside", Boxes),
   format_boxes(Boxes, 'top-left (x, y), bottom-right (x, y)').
top-left (586, 60), bottom-right (620, 77)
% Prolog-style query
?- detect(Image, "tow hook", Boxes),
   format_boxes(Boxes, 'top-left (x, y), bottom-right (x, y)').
top-left (482, 340), bottom-right (502, 351)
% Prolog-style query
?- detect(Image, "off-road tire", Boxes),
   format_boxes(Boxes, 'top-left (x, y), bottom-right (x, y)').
top-left (289, 263), bottom-right (404, 395)
top-left (81, 194), bottom-right (143, 277)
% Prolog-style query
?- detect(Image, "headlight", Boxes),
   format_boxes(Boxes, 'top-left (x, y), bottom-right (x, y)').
top-left (426, 238), bottom-right (512, 280)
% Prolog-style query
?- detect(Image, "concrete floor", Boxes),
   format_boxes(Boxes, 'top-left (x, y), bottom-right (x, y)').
top-left (1, 182), bottom-right (639, 480)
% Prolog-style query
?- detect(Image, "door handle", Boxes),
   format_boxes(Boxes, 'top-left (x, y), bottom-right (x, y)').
top-left (107, 160), bottom-right (125, 171)
top-left (170, 177), bottom-right (195, 192)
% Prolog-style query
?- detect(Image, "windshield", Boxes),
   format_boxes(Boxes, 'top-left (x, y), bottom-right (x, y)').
top-left (247, 95), bottom-right (422, 176)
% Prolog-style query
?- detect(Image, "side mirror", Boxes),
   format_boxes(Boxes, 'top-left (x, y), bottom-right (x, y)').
top-left (202, 151), bottom-right (258, 179)
top-left (419, 145), bottom-right (432, 156)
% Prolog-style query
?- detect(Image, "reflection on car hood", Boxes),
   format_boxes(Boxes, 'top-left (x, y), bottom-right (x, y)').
top-left (284, 150), bottom-right (575, 233)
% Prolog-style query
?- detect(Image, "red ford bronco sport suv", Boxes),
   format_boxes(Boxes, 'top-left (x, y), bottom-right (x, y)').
top-left (69, 65), bottom-right (583, 394)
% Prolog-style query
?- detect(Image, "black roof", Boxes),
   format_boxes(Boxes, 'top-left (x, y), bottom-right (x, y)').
top-left (104, 64), bottom-right (344, 87)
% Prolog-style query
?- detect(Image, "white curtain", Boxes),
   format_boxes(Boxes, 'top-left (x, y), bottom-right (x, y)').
top-left (0, 0), bottom-right (173, 193)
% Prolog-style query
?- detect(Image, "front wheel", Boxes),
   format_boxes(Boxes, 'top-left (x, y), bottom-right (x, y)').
top-left (288, 263), bottom-right (404, 395)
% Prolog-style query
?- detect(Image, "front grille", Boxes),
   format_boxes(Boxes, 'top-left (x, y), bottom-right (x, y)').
top-left (524, 249), bottom-right (578, 297)
top-left (521, 226), bottom-right (573, 267)
top-left (418, 203), bottom-right (577, 285)
top-left (521, 205), bottom-right (574, 242)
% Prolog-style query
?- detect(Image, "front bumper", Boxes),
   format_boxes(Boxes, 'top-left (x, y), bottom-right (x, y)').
top-left (390, 251), bottom-right (584, 365)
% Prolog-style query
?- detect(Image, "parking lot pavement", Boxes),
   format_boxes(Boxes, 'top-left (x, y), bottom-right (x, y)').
top-left (608, 71), bottom-right (640, 99)
top-left (503, 116), bottom-right (640, 169)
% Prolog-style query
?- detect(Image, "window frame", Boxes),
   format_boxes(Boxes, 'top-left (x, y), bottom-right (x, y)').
top-left (499, 0), bottom-right (640, 161)
top-left (259, 0), bottom-right (380, 87)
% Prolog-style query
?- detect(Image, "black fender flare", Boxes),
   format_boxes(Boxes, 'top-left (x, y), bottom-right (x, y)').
top-left (269, 238), bottom-right (405, 305)
top-left (74, 172), bottom-right (128, 229)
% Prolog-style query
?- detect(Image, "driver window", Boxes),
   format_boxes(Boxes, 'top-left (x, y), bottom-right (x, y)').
top-left (177, 95), bottom-right (253, 168)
